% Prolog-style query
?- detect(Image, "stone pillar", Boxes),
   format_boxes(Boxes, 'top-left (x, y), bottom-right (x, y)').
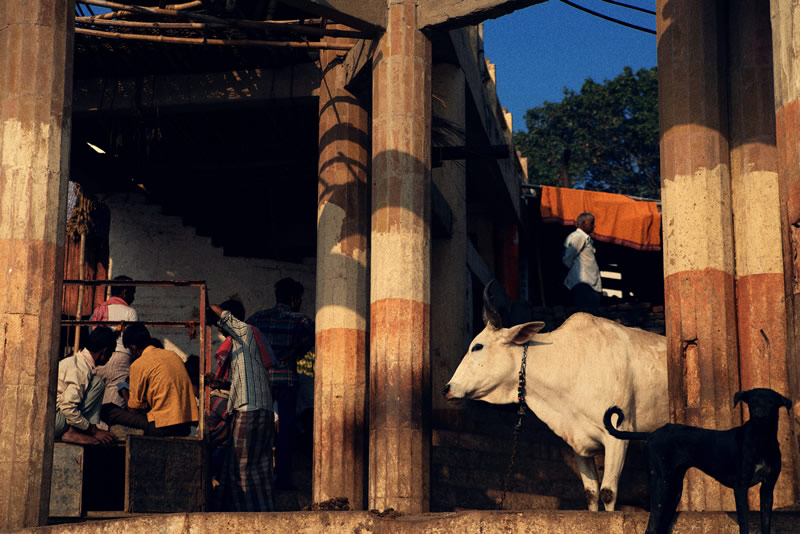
top-left (369, 1), bottom-right (432, 513)
top-left (430, 64), bottom-right (469, 430)
top-left (657, 0), bottom-right (739, 511)
top-left (730, 0), bottom-right (798, 508)
top-left (0, 0), bottom-right (74, 528)
top-left (770, 0), bottom-right (800, 497)
top-left (314, 27), bottom-right (370, 509)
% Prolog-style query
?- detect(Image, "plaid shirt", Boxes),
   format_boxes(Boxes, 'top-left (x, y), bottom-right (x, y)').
top-left (217, 311), bottom-right (272, 413)
top-left (210, 327), bottom-right (277, 389)
top-left (247, 303), bottom-right (314, 387)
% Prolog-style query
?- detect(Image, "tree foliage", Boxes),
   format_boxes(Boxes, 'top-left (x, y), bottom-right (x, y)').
top-left (514, 66), bottom-right (660, 199)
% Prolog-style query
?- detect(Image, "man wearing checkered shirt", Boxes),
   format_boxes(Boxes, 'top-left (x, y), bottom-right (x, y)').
top-left (247, 277), bottom-right (314, 491)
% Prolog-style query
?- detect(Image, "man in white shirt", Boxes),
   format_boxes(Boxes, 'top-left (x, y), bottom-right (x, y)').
top-left (54, 327), bottom-right (118, 445)
top-left (562, 212), bottom-right (602, 314)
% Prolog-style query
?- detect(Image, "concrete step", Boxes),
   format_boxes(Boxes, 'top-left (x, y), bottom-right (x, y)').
top-left (31, 509), bottom-right (800, 534)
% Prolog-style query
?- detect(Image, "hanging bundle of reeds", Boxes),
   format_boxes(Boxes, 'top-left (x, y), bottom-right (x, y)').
top-left (66, 183), bottom-right (96, 241)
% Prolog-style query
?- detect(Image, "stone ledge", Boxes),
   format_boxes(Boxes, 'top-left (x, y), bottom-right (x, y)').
top-left (16, 510), bottom-right (800, 534)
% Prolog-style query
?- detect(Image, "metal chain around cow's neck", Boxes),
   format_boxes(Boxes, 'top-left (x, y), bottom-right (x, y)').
top-left (498, 342), bottom-right (529, 510)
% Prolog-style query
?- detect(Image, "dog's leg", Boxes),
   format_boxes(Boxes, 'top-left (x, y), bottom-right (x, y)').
top-left (647, 469), bottom-right (685, 534)
top-left (733, 485), bottom-right (750, 534)
top-left (574, 454), bottom-right (601, 511)
top-left (759, 477), bottom-right (777, 534)
top-left (599, 437), bottom-right (629, 510)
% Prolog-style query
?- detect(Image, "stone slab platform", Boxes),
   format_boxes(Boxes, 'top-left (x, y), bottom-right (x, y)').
top-left (10, 510), bottom-right (800, 533)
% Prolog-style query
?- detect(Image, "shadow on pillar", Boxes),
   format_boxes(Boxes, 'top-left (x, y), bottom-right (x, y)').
top-left (369, 149), bottom-right (431, 513)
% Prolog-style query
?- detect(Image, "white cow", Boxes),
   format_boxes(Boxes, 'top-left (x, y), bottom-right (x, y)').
top-left (443, 285), bottom-right (667, 511)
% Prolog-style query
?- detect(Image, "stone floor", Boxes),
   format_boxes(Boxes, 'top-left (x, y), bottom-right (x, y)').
top-left (20, 509), bottom-right (800, 534)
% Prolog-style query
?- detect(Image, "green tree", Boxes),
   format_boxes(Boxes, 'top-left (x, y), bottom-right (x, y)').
top-left (514, 66), bottom-right (660, 199)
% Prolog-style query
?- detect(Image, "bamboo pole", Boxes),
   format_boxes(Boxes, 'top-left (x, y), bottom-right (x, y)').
top-left (74, 17), bottom-right (364, 38)
top-left (166, 0), bottom-right (202, 9)
top-left (80, 0), bottom-right (202, 18)
top-left (77, 0), bottom-right (365, 37)
top-left (72, 232), bottom-right (87, 354)
top-left (75, 27), bottom-right (353, 49)
top-left (76, 18), bottom-right (217, 30)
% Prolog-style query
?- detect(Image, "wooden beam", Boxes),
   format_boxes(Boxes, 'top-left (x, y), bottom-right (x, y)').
top-left (418, 0), bottom-right (547, 30)
top-left (279, 0), bottom-right (385, 34)
top-left (341, 38), bottom-right (378, 89)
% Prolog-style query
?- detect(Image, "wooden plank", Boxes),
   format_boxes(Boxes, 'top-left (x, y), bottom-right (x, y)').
top-left (49, 443), bottom-right (84, 518)
top-left (125, 436), bottom-right (204, 513)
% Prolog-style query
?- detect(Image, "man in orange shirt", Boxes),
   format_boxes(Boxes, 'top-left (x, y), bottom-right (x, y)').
top-left (122, 323), bottom-right (199, 437)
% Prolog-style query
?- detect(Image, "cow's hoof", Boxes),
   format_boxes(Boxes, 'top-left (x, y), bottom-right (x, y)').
top-left (584, 489), bottom-right (598, 510)
top-left (600, 488), bottom-right (615, 506)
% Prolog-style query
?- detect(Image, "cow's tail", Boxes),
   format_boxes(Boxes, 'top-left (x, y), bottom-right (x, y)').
top-left (603, 406), bottom-right (651, 441)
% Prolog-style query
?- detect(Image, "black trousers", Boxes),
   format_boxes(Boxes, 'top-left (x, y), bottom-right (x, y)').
top-left (571, 283), bottom-right (601, 315)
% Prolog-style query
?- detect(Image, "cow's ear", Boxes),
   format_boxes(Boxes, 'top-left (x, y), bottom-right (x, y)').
top-left (505, 321), bottom-right (545, 345)
top-left (734, 390), bottom-right (748, 407)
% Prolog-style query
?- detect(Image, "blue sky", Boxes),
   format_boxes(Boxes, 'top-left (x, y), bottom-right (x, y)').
top-left (483, 0), bottom-right (657, 134)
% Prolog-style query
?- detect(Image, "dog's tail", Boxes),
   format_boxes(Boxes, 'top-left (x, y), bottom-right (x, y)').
top-left (603, 406), bottom-right (651, 441)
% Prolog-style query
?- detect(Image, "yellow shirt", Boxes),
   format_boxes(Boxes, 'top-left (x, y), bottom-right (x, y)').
top-left (129, 346), bottom-right (199, 428)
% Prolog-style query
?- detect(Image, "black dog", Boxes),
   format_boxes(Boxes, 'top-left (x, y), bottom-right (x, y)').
top-left (604, 388), bottom-right (792, 534)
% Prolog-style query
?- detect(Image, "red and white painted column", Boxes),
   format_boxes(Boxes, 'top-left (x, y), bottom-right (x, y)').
top-left (314, 28), bottom-right (370, 509)
top-left (770, 0), bottom-right (800, 497)
top-left (730, 0), bottom-right (797, 508)
top-left (369, 1), bottom-right (432, 513)
top-left (0, 0), bottom-right (74, 528)
top-left (657, 0), bottom-right (739, 511)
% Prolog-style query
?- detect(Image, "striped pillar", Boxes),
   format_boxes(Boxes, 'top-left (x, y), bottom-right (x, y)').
top-left (314, 27), bottom-right (370, 509)
top-left (369, 1), bottom-right (432, 513)
top-left (430, 64), bottom-right (469, 430)
top-left (770, 0), bottom-right (800, 496)
top-left (657, 0), bottom-right (739, 511)
top-left (730, 0), bottom-right (798, 508)
top-left (0, 0), bottom-right (74, 528)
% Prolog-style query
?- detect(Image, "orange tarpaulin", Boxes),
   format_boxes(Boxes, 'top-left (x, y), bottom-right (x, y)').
top-left (539, 185), bottom-right (661, 251)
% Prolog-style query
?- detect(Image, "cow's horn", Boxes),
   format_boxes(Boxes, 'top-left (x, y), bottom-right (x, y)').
top-left (482, 280), bottom-right (503, 328)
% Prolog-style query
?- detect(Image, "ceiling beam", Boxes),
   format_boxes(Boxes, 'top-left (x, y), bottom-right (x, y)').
top-left (418, 0), bottom-right (546, 30)
top-left (278, 0), bottom-right (386, 34)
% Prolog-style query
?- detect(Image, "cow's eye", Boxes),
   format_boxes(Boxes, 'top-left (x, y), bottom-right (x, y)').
top-left (471, 343), bottom-right (483, 352)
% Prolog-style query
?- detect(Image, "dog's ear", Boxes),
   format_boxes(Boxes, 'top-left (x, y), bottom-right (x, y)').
top-left (734, 390), bottom-right (747, 407)
top-left (782, 395), bottom-right (793, 413)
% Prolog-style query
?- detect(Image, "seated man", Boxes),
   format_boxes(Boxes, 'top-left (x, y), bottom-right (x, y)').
top-left (122, 323), bottom-right (199, 437)
top-left (54, 327), bottom-right (118, 445)
top-left (93, 277), bottom-right (147, 430)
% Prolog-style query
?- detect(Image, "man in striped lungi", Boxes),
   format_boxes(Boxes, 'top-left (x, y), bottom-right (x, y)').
top-left (208, 299), bottom-right (274, 512)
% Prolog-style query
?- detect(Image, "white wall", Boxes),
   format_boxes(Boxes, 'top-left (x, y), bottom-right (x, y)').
top-left (105, 192), bottom-right (315, 360)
